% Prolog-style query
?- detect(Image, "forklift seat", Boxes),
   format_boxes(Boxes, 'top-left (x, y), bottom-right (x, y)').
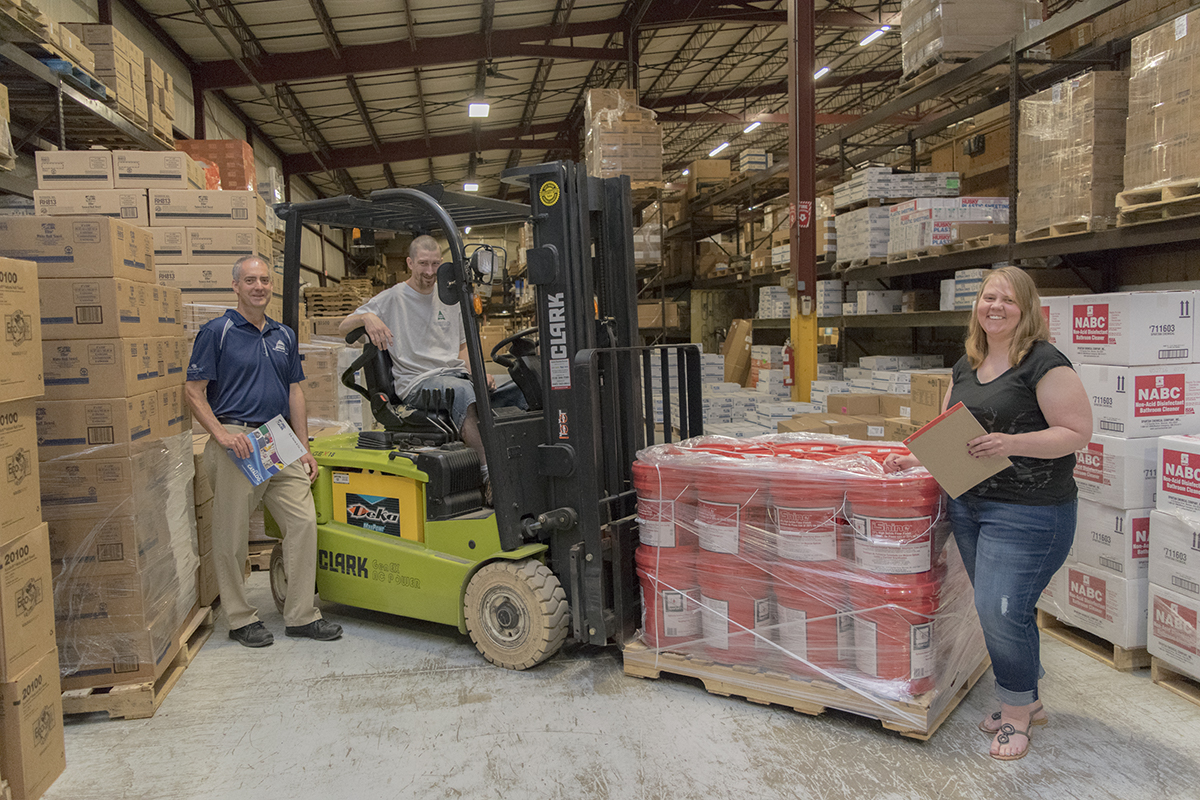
top-left (340, 328), bottom-right (459, 448)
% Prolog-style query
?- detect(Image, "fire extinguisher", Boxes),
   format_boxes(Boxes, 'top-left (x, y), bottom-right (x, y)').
top-left (782, 337), bottom-right (794, 387)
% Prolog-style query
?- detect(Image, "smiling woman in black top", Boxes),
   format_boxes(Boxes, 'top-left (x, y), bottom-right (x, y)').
top-left (885, 266), bottom-right (1092, 761)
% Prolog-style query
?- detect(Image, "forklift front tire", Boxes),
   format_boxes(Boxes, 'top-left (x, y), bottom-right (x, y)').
top-left (269, 542), bottom-right (287, 615)
top-left (464, 560), bottom-right (569, 670)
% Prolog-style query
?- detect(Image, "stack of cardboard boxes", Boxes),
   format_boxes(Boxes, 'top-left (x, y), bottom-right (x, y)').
top-left (0, 258), bottom-right (65, 800)
top-left (582, 89), bottom-right (663, 183)
top-left (1, 82), bottom-right (13, 172)
top-left (1037, 291), bottom-right (1200, 652)
top-left (899, 0), bottom-right (1043, 77)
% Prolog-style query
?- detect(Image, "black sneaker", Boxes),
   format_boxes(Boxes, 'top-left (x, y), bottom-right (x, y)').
top-left (285, 619), bottom-right (343, 641)
top-left (229, 621), bottom-right (274, 648)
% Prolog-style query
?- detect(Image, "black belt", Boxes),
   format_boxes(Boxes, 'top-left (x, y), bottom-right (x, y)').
top-left (217, 416), bottom-right (268, 428)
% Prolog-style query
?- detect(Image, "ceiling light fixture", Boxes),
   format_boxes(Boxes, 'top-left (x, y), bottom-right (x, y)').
top-left (464, 182), bottom-right (479, 192)
top-left (467, 102), bottom-right (490, 118)
top-left (464, 226), bottom-right (472, 234)
top-left (682, 169), bottom-right (690, 176)
top-left (859, 26), bottom-right (890, 46)
top-left (709, 142), bottom-right (730, 157)
top-left (743, 121), bottom-right (762, 134)
top-left (814, 66), bottom-right (831, 80)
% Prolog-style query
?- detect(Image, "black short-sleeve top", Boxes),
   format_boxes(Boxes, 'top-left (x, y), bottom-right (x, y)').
top-left (948, 339), bottom-right (1077, 505)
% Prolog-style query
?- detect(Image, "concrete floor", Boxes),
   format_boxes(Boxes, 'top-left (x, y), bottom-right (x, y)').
top-left (43, 573), bottom-right (1200, 800)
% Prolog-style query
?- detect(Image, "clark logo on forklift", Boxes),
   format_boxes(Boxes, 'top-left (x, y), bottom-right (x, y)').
top-left (345, 493), bottom-right (401, 536)
top-left (547, 292), bottom-right (571, 391)
top-left (539, 181), bottom-right (560, 207)
top-left (319, 549), bottom-right (369, 578)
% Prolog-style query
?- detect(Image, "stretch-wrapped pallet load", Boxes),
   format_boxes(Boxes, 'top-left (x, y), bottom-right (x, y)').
top-left (583, 89), bottom-right (663, 183)
top-left (887, 197), bottom-right (1009, 255)
top-left (629, 435), bottom-right (988, 736)
top-left (43, 432), bottom-right (199, 691)
top-left (834, 207), bottom-right (890, 262)
top-left (832, 168), bottom-right (959, 211)
top-left (1018, 71), bottom-right (1128, 238)
top-left (899, 0), bottom-right (1044, 77)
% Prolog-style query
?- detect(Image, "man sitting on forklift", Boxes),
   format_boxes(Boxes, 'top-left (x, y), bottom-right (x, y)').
top-left (338, 235), bottom-right (526, 504)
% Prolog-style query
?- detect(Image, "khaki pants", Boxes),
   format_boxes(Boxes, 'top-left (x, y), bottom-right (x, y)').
top-left (205, 425), bottom-right (322, 630)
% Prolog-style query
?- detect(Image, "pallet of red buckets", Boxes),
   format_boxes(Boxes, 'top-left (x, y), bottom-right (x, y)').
top-left (622, 434), bottom-right (990, 740)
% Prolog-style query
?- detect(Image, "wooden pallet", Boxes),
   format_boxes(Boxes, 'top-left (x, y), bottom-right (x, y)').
top-left (623, 642), bottom-right (990, 741)
top-left (1036, 609), bottom-right (1151, 671)
top-left (887, 245), bottom-right (949, 264)
top-left (61, 605), bottom-right (214, 721)
top-left (1116, 179), bottom-right (1200, 208)
top-left (39, 57), bottom-right (107, 100)
top-left (897, 59), bottom-right (1044, 103)
top-left (1150, 657), bottom-right (1200, 708)
top-left (1117, 192), bottom-right (1200, 227)
top-left (248, 542), bottom-right (275, 571)
top-left (1015, 220), bottom-right (1107, 242)
top-left (950, 232), bottom-right (1008, 251)
top-left (832, 196), bottom-right (908, 213)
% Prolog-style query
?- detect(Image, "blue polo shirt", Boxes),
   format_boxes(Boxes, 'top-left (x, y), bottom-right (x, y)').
top-left (187, 309), bottom-right (304, 423)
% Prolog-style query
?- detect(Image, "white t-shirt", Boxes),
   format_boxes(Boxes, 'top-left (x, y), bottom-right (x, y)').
top-left (354, 282), bottom-right (466, 397)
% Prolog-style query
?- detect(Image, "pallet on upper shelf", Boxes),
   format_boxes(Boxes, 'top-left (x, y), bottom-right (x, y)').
top-left (897, 57), bottom-right (1045, 103)
top-left (1116, 179), bottom-right (1200, 209)
top-left (1016, 219), bottom-right (1110, 242)
top-left (832, 196), bottom-right (909, 214)
top-left (623, 641), bottom-right (991, 741)
top-left (833, 256), bottom-right (887, 273)
top-left (1116, 187), bottom-right (1200, 227)
top-left (1150, 657), bottom-right (1200, 709)
top-left (61, 604), bottom-right (214, 721)
top-left (1036, 609), bottom-right (1150, 672)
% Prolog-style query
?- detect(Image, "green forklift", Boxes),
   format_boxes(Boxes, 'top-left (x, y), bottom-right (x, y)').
top-left (267, 161), bottom-right (702, 669)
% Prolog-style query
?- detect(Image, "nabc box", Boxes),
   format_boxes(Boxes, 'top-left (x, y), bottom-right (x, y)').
top-left (1157, 435), bottom-right (1200, 514)
top-left (1075, 500), bottom-right (1151, 578)
top-left (1070, 291), bottom-right (1195, 366)
top-left (1064, 564), bottom-right (1148, 648)
top-left (1149, 509), bottom-right (1200, 602)
top-left (1078, 363), bottom-right (1200, 438)
top-left (1147, 584), bottom-right (1200, 681)
top-left (1040, 295), bottom-right (1072, 357)
top-left (1074, 434), bottom-right (1158, 509)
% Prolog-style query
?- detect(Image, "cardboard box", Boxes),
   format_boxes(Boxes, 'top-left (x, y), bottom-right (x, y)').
top-left (1075, 434), bottom-right (1159, 509)
top-left (723, 319), bottom-right (753, 386)
top-left (38, 277), bottom-right (157, 340)
top-left (197, 549), bottom-right (217, 607)
top-left (113, 151), bottom-right (203, 190)
top-left (185, 228), bottom-right (270, 263)
top-left (0, 400), bottom-right (40, 543)
top-left (1037, 564), bottom-right (1071, 620)
top-left (151, 227), bottom-right (186, 265)
top-left (47, 513), bottom-right (165, 577)
top-left (1149, 509), bottom-right (1200, 602)
top-left (39, 451), bottom-right (162, 522)
top-left (152, 286), bottom-right (184, 336)
top-left (34, 391), bottom-right (159, 462)
top-left (0, 647), bottom-right (65, 800)
top-left (33, 189), bottom-right (149, 227)
top-left (0, 525), bottom-right (54, 682)
top-left (148, 190), bottom-right (258, 228)
top-left (878, 394), bottom-right (911, 419)
top-left (35, 150), bottom-right (113, 189)
top-left (1075, 500), bottom-right (1150, 579)
top-left (1065, 564), bottom-right (1148, 648)
top-left (0, 216), bottom-right (153, 283)
top-left (1070, 292), bottom-right (1195, 366)
top-left (41, 337), bottom-right (177, 399)
top-left (825, 393), bottom-right (881, 416)
top-left (884, 417), bottom-right (920, 440)
top-left (53, 553), bottom-right (182, 634)
top-left (158, 384), bottom-right (191, 437)
top-left (1158, 435), bottom-right (1200, 514)
top-left (1148, 583), bottom-right (1200, 681)
top-left (195, 497), bottom-right (213, 554)
top-left (57, 595), bottom-right (183, 691)
top-left (908, 371), bottom-right (953, 425)
top-left (1079, 363), bottom-right (1200, 438)
top-left (157, 264), bottom-right (231, 293)
top-left (0, 259), bottom-right (43, 404)
top-left (1041, 295), bottom-right (1071, 355)
top-left (192, 436), bottom-right (213, 505)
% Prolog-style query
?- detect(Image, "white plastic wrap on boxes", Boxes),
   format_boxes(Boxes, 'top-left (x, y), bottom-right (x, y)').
top-left (1075, 434), bottom-right (1159, 509)
top-left (1075, 499), bottom-right (1151, 579)
top-left (1070, 291), bottom-right (1196, 366)
top-left (1149, 510), bottom-right (1200, 602)
top-left (1078, 363), bottom-right (1200, 439)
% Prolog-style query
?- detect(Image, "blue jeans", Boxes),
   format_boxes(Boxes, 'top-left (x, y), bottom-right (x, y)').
top-left (948, 495), bottom-right (1076, 706)
top-left (404, 371), bottom-right (526, 429)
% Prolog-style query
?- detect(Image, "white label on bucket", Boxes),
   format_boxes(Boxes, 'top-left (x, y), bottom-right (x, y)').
top-left (662, 589), bottom-right (701, 638)
top-left (837, 609), bottom-right (855, 663)
top-left (698, 500), bottom-right (740, 554)
top-left (910, 621), bottom-right (936, 681)
top-left (755, 596), bottom-right (776, 651)
top-left (855, 617), bottom-right (879, 676)
top-left (852, 514), bottom-right (933, 574)
top-left (775, 505), bottom-right (838, 561)
top-left (779, 605), bottom-right (810, 661)
top-left (637, 498), bottom-right (676, 547)
top-left (700, 594), bottom-right (730, 650)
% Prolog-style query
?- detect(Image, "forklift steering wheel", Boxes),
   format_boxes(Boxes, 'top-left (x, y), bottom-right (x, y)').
top-left (490, 327), bottom-right (538, 368)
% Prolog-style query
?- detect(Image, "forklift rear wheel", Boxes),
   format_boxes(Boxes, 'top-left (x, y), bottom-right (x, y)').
top-left (269, 542), bottom-right (287, 615)
top-left (464, 560), bottom-right (568, 670)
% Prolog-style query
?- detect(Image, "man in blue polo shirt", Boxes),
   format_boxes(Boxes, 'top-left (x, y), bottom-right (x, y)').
top-left (186, 255), bottom-right (342, 648)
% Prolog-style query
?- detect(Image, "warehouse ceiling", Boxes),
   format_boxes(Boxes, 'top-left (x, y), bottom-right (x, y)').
top-left (122, 0), bottom-right (1077, 200)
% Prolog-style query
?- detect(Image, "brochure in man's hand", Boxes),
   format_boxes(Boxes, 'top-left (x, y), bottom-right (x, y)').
top-left (903, 402), bottom-right (1012, 498)
top-left (226, 415), bottom-right (308, 486)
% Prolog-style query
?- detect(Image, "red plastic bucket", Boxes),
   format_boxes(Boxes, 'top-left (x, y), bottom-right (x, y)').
top-left (767, 466), bottom-right (847, 565)
top-left (851, 570), bottom-right (943, 697)
top-left (771, 562), bottom-right (850, 677)
top-left (696, 552), bottom-right (774, 666)
top-left (633, 460), bottom-right (700, 550)
top-left (696, 466), bottom-right (771, 559)
top-left (634, 546), bottom-right (701, 649)
top-left (845, 475), bottom-right (943, 575)
top-left (837, 444), bottom-right (911, 463)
